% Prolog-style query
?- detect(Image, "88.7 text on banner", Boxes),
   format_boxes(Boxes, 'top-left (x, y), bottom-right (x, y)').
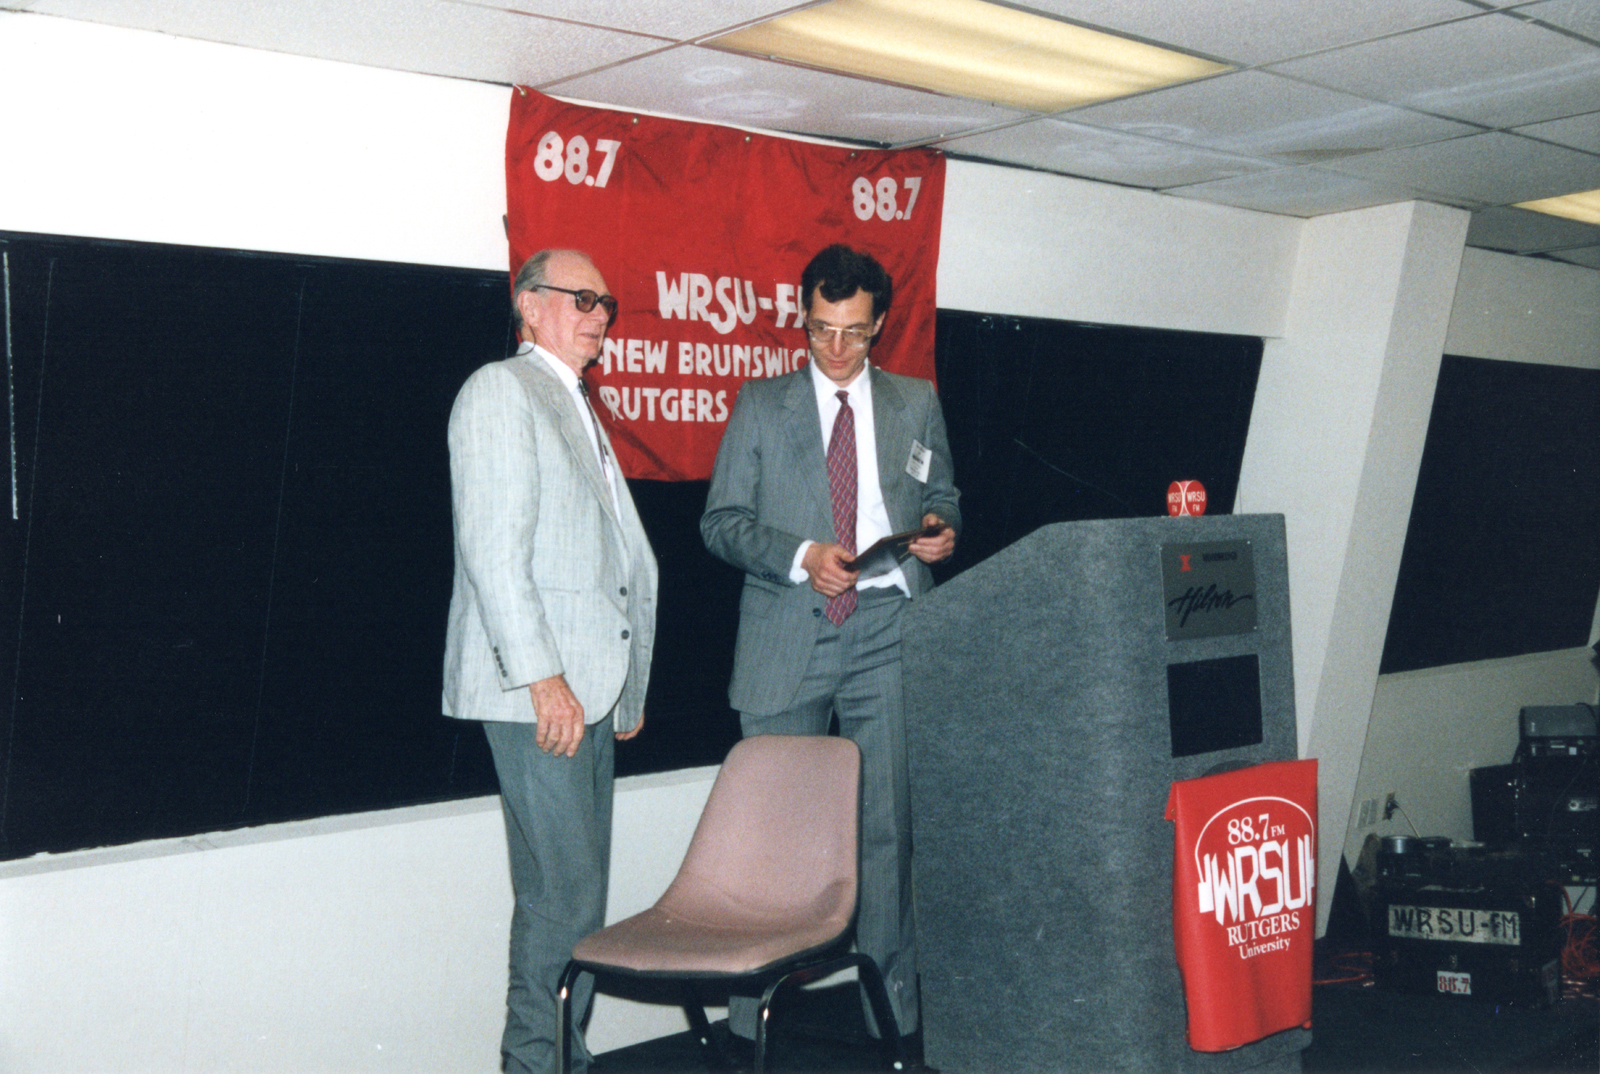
top-left (531, 131), bottom-right (623, 188)
top-left (852, 176), bottom-right (923, 222)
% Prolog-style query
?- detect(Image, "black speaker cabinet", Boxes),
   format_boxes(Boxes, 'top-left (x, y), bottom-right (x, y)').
top-left (1471, 759), bottom-right (1598, 881)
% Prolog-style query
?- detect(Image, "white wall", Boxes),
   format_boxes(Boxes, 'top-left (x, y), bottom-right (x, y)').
top-left (936, 158), bottom-right (1298, 337)
top-left (1344, 652), bottom-right (1599, 870)
top-left (2, 12), bottom-right (1596, 1072)
top-left (0, 12), bottom-right (509, 269)
top-left (0, 772), bottom-right (716, 1074)
top-left (1446, 247), bottom-right (1600, 370)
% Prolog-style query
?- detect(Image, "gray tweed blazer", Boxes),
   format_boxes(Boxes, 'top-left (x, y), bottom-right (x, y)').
top-left (442, 351), bottom-right (657, 731)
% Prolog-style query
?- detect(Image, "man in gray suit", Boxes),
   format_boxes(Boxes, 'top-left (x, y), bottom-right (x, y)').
top-left (701, 244), bottom-right (959, 1046)
top-left (443, 249), bottom-right (657, 1074)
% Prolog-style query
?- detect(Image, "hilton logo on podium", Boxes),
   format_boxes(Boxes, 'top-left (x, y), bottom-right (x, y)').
top-left (1162, 540), bottom-right (1257, 640)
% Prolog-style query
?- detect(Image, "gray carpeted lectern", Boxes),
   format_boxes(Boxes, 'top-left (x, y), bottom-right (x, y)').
top-left (903, 515), bottom-right (1309, 1073)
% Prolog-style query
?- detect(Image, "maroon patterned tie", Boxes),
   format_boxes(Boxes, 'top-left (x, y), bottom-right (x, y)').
top-left (825, 390), bottom-right (858, 626)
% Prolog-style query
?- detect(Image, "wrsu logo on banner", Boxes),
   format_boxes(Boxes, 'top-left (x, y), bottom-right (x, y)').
top-left (655, 271), bottom-right (804, 334)
top-left (1189, 796), bottom-right (1316, 960)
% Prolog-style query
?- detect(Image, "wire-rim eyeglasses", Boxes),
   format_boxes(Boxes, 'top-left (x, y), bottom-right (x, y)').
top-left (804, 321), bottom-right (874, 350)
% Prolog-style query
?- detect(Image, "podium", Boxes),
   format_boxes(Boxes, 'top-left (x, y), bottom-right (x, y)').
top-left (903, 515), bottom-right (1308, 1073)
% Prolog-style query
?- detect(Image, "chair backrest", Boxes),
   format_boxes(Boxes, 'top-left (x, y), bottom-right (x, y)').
top-left (659, 735), bottom-right (860, 926)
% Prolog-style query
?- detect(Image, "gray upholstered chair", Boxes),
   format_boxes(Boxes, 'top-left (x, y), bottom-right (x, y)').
top-left (555, 734), bottom-right (905, 1073)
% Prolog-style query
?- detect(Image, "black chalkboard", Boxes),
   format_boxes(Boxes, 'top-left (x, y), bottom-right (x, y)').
top-left (931, 310), bottom-right (1262, 581)
top-left (0, 235), bottom-right (515, 857)
top-left (0, 234), bottom-right (1262, 859)
top-left (1381, 355), bottom-right (1600, 673)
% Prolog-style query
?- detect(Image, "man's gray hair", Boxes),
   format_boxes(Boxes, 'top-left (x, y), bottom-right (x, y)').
top-left (510, 249), bottom-right (558, 332)
top-left (511, 248), bottom-right (601, 331)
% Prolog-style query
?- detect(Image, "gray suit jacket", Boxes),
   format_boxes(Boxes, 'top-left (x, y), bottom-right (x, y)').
top-left (442, 351), bottom-right (657, 731)
top-left (701, 364), bottom-right (960, 716)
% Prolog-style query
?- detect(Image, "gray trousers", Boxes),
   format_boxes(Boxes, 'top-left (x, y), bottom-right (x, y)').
top-left (732, 590), bottom-right (917, 1040)
top-left (484, 716), bottom-right (615, 1074)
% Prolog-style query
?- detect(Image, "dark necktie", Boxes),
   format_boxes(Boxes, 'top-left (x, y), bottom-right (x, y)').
top-left (576, 379), bottom-right (616, 491)
top-left (825, 389), bottom-right (858, 626)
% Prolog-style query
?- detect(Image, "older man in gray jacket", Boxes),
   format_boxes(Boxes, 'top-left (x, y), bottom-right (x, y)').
top-left (444, 249), bottom-right (657, 1074)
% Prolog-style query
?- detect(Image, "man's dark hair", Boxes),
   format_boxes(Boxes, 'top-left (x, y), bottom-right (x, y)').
top-left (800, 244), bottom-right (893, 320)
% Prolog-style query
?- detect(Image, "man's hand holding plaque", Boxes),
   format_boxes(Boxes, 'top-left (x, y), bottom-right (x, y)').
top-left (847, 514), bottom-right (955, 578)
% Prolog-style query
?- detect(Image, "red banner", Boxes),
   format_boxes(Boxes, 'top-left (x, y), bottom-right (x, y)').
top-left (1166, 760), bottom-right (1317, 1052)
top-left (505, 89), bottom-right (945, 481)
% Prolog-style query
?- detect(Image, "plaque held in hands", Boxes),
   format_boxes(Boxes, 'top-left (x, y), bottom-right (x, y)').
top-left (844, 523), bottom-right (943, 579)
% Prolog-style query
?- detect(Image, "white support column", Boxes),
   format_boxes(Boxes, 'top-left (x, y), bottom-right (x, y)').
top-left (1236, 201), bottom-right (1469, 933)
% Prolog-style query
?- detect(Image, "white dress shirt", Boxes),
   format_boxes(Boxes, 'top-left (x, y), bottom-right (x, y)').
top-left (790, 360), bottom-right (909, 595)
top-left (523, 341), bottom-right (622, 521)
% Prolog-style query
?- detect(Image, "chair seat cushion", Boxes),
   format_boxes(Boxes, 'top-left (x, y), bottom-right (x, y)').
top-left (573, 882), bottom-right (852, 976)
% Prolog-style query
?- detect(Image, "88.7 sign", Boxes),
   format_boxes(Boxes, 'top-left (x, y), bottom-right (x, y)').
top-left (504, 86), bottom-right (948, 484)
top-left (852, 175), bottom-right (924, 222)
top-left (530, 129), bottom-right (624, 189)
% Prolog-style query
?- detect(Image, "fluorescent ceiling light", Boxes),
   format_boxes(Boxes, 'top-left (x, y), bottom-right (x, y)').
top-left (708, 0), bottom-right (1231, 114)
top-left (1515, 188), bottom-right (1600, 227)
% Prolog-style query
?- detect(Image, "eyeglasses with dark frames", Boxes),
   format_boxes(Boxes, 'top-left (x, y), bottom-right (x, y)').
top-left (532, 284), bottom-right (619, 326)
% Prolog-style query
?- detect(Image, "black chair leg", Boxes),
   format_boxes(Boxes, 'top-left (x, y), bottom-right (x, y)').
top-left (852, 955), bottom-right (907, 1071)
top-left (755, 974), bottom-right (793, 1074)
top-left (555, 961), bottom-right (584, 1074)
top-left (681, 983), bottom-right (734, 1071)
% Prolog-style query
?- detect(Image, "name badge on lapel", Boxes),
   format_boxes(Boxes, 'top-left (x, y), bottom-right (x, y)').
top-left (906, 440), bottom-right (932, 483)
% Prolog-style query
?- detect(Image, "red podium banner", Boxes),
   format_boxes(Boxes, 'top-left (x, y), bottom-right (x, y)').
top-left (1166, 759), bottom-right (1318, 1051)
top-left (505, 89), bottom-right (946, 481)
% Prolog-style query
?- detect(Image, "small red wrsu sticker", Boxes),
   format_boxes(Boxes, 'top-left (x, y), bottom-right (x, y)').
top-left (1167, 479), bottom-right (1207, 517)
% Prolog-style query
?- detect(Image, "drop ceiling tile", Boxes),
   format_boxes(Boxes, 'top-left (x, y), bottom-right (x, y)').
top-left (933, 117), bottom-right (1277, 188)
top-left (1544, 245), bottom-right (1600, 269)
top-left (396, 3), bottom-right (659, 85)
top-left (1064, 70), bottom-right (1475, 161)
top-left (1019, 0), bottom-right (1481, 66)
top-left (1516, 0), bottom-right (1600, 40)
top-left (1322, 131), bottom-right (1600, 204)
top-left (12, 0), bottom-right (1598, 238)
top-left (27, 0), bottom-right (659, 82)
top-left (1166, 164), bottom-right (1433, 216)
top-left (485, 0), bottom-right (795, 41)
top-left (548, 46), bottom-right (1028, 145)
top-left (1514, 110), bottom-right (1600, 153)
top-left (1466, 205), bottom-right (1600, 252)
top-left (1268, 12), bottom-right (1600, 129)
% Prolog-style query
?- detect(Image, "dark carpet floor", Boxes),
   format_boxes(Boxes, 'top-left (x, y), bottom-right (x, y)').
top-left (589, 976), bottom-right (1598, 1074)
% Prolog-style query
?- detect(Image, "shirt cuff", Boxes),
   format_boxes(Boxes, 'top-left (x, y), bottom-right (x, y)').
top-left (789, 540), bottom-right (814, 584)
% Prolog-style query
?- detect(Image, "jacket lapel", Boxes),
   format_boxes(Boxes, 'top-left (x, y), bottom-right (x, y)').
top-left (516, 355), bottom-right (619, 526)
top-left (781, 371), bottom-right (834, 528)
top-left (871, 366), bottom-right (914, 528)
